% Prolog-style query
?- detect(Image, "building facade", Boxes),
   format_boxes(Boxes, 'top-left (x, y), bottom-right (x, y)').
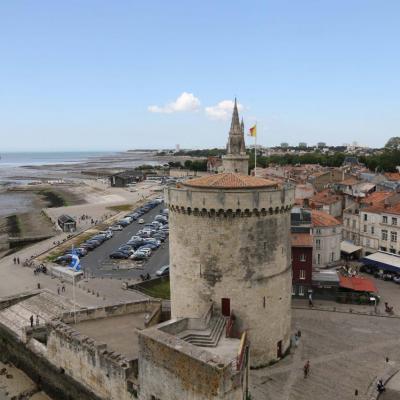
top-left (311, 210), bottom-right (342, 268)
top-left (291, 233), bottom-right (313, 297)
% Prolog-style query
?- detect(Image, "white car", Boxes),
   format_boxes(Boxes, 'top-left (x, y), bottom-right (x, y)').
top-left (109, 225), bottom-right (123, 231)
top-left (98, 230), bottom-right (113, 239)
top-left (138, 219), bottom-right (145, 224)
top-left (135, 248), bottom-right (151, 257)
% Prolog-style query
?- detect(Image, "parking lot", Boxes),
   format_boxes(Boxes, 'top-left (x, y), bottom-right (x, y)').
top-left (80, 204), bottom-right (169, 279)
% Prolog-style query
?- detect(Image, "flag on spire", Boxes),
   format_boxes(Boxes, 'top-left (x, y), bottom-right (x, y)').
top-left (249, 124), bottom-right (257, 137)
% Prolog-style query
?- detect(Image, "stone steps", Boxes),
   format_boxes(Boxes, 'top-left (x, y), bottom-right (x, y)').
top-left (180, 315), bottom-right (225, 348)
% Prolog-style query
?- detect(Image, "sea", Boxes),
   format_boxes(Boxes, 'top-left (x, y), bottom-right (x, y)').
top-left (0, 151), bottom-right (118, 167)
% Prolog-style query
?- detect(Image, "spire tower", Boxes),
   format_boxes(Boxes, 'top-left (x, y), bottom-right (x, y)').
top-left (222, 98), bottom-right (249, 174)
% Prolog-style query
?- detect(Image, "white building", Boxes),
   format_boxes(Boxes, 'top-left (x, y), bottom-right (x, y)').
top-left (311, 210), bottom-right (342, 267)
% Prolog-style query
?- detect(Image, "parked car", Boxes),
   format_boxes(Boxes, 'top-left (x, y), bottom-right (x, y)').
top-left (136, 248), bottom-right (152, 257)
top-left (138, 218), bottom-right (145, 224)
top-left (109, 251), bottom-right (130, 259)
top-left (156, 265), bottom-right (170, 277)
top-left (98, 230), bottom-right (113, 239)
top-left (80, 242), bottom-right (97, 250)
top-left (118, 219), bottom-right (130, 227)
top-left (85, 239), bottom-right (102, 247)
top-left (65, 248), bottom-right (87, 257)
top-left (131, 252), bottom-right (147, 260)
top-left (109, 224), bottom-right (123, 231)
top-left (91, 234), bottom-right (107, 243)
top-left (140, 243), bottom-right (159, 250)
top-left (118, 245), bottom-right (135, 254)
top-left (393, 275), bottom-right (400, 284)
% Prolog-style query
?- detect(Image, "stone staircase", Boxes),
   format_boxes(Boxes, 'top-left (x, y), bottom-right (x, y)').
top-left (179, 315), bottom-right (225, 348)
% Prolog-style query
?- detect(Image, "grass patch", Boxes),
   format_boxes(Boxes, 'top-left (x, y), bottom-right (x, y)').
top-left (6, 215), bottom-right (21, 236)
top-left (38, 190), bottom-right (67, 207)
top-left (107, 204), bottom-right (132, 212)
top-left (141, 278), bottom-right (170, 299)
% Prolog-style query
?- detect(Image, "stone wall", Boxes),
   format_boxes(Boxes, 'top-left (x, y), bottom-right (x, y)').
top-left (61, 299), bottom-right (161, 324)
top-left (47, 320), bottom-right (136, 400)
top-left (166, 184), bottom-right (294, 366)
top-left (138, 329), bottom-right (245, 400)
top-left (0, 322), bottom-right (101, 400)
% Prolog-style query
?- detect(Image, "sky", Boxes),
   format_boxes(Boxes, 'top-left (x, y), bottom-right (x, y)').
top-left (1, 0), bottom-right (400, 151)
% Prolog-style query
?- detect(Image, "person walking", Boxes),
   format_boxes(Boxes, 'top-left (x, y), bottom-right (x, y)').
top-left (62, 284), bottom-right (65, 293)
top-left (29, 315), bottom-right (34, 328)
top-left (308, 293), bottom-right (313, 307)
top-left (304, 360), bottom-right (310, 378)
top-left (57, 286), bottom-right (60, 295)
top-left (36, 315), bottom-right (39, 326)
top-left (17, 257), bottom-right (20, 265)
top-left (13, 257), bottom-right (16, 264)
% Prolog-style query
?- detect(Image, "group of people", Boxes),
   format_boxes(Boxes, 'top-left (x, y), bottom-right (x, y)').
top-left (29, 314), bottom-right (40, 327)
top-left (57, 284), bottom-right (66, 295)
top-left (12, 257), bottom-right (20, 265)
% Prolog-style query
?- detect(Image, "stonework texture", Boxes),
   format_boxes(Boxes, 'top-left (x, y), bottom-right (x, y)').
top-left (166, 185), bottom-right (294, 367)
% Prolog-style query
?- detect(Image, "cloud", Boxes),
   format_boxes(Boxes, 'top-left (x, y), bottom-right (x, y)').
top-left (205, 100), bottom-right (244, 120)
top-left (148, 92), bottom-right (201, 113)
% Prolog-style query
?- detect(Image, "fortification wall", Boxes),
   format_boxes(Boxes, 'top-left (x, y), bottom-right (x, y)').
top-left (0, 322), bottom-right (101, 400)
top-left (47, 320), bottom-right (136, 400)
top-left (138, 330), bottom-right (244, 400)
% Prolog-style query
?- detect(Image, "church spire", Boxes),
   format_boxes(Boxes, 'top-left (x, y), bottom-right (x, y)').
top-left (241, 117), bottom-right (244, 134)
top-left (230, 98), bottom-right (241, 134)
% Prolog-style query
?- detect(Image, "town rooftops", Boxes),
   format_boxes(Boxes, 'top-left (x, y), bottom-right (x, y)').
top-left (291, 233), bottom-right (313, 247)
top-left (311, 210), bottom-right (341, 227)
top-left (183, 172), bottom-right (277, 189)
top-left (362, 202), bottom-right (400, 216)
top-left (360, 191), bottom-right (393, 206)
top-left (310, 189), bottom-right (342, 205)
top-left (384, 172), bottom-right (400, 181)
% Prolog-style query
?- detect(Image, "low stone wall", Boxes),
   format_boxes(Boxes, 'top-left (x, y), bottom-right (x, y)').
top-left (0, 290), bottom-right (40, 311)
top-left (61, 299), bottom-right (161, 324)
top-left (0, 322), bottom-right (101, 400)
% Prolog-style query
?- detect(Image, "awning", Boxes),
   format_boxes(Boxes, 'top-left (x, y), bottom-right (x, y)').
top-left (339, 275), bottom-right (377, 293)
top-left (341, 241), bottom-right (362, 254)
top-left (362, 252), bottom-right (400, 274)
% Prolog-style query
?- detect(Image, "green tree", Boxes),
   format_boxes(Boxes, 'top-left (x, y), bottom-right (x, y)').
top-left (385, 137), bottom-right (400, 150)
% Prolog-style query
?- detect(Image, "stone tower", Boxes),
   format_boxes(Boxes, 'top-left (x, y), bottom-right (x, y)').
top-left (165, 173), bottom-right (294, 367)
top-left (221, 99), bottom-right (249, 175)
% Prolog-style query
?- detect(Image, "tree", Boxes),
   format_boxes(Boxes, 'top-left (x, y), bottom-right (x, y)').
top-left (385, 137), bottom-right (400, 150)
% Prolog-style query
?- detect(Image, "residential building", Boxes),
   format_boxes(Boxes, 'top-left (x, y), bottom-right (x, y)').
top-left (309, 189), bottom-right (343, 217)
top-left (291, 233), bottom-right (313, 298)
top-left (311, 210), bottom-right (342, 268)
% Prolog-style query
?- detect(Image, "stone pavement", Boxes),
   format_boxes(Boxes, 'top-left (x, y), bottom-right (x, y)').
top-left (250, 308), bottom-right (400, 400)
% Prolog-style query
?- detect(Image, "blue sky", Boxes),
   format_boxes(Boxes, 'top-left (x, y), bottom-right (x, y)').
top-left (1, 0), bottom-right (399, 151)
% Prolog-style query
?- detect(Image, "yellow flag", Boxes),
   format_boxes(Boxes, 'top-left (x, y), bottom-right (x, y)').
top-left (249, 125), bottom-right (257, 137)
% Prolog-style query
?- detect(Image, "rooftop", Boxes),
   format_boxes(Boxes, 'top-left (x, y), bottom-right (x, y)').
top-left (311, 210), bottom-right (341, 227)
top-left (183, 172), bottom-right (277, 189)
top-left (360, 191), bottom-right (393, 206)
top-left (310, 189), bottom-right (342, 205)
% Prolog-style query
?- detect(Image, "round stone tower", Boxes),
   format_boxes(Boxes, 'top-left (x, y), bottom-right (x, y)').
top-left (165, 173), bottom-right (294, 366)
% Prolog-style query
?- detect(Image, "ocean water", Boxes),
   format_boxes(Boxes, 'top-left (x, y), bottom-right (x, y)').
top-left (0, 151), bottom-right (117, 167)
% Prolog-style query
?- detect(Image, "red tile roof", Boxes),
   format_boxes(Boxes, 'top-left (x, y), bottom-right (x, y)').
top-left (360, 191), bottom-right (393, 206)
top-left (339, 275), bottom-right (377, 293)
top-left (384, 172), bottom-right (400, 181)
top-left (291, 233), bottom-right (313, 247)
top-left (363, 203), bottom-right (400, 216)
top-left (311, 210), bottom-right (341, 227)
top-left (310, 189), bottom-right (342, 205)
top-left (183, 173), bottom-right (277, 189)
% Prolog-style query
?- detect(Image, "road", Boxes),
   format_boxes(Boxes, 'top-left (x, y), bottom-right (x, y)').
top-left (81, 204), bottom-right (169, 278)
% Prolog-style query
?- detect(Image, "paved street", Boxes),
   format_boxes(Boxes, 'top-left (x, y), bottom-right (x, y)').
top-left (81, 204), bottom-right (169, 278)
top-left (250, 308), bottom-right (400, 400)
